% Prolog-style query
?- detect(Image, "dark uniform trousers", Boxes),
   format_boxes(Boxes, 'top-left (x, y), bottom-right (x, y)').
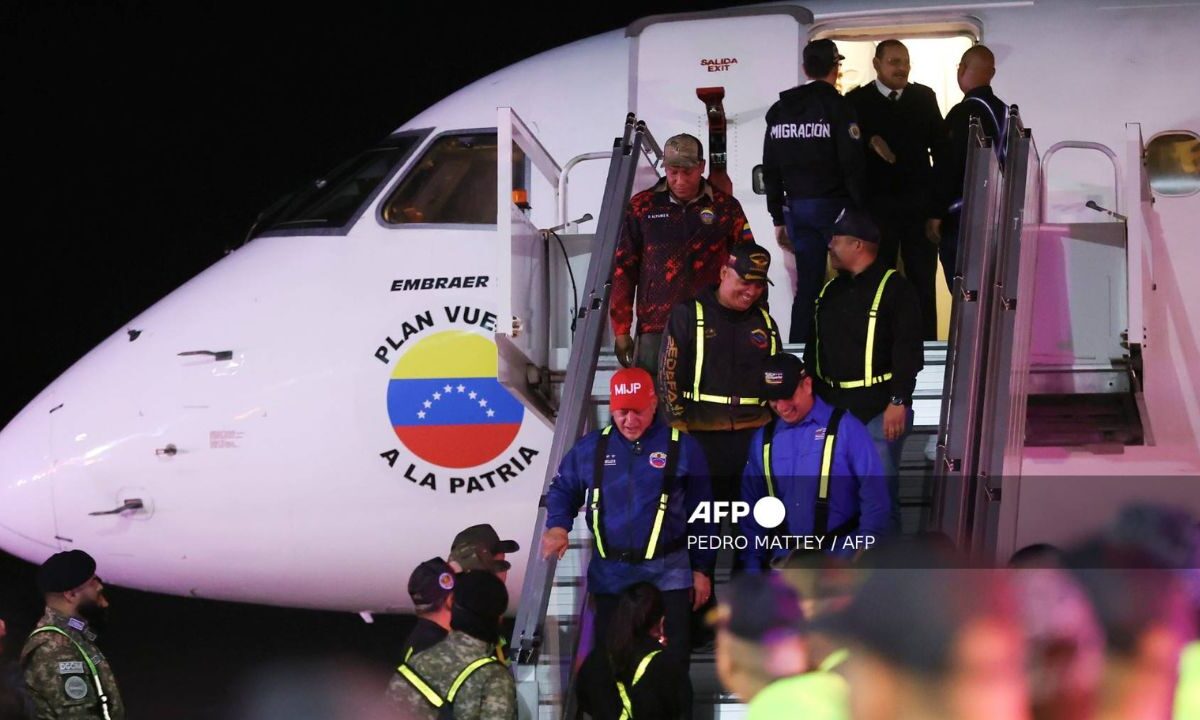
top-left (873, 200), bottom-right (940, 340)
top-left (785, 197), bottom-right (844, 344)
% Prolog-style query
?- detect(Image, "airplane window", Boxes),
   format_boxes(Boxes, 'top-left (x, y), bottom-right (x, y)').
top-left (380, 133), bottom-right (527, 225)
top-left (1146, 132), bottom-right (1200, 198)
top-left (260, 134), bottom-right (421, 233)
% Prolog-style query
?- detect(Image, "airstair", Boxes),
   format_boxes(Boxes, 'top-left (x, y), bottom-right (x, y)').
top-left (932, 109), bottom-right (1154, 560)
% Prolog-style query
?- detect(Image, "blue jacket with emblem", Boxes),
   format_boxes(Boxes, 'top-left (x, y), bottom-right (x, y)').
top-left (740, 396), bottom-right (888, 568)
top-left (545, 421), bottom-right (716, 595)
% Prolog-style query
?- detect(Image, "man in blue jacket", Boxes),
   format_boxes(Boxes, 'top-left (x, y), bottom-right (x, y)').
top-left (740, 353), bottom-right (888, 569)
top-left (542, 367), bottom-right (715, 673)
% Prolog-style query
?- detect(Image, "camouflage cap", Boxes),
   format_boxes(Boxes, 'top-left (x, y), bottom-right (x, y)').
top-left (449, 523), bottom-right (519, 573)
top-left (663, 133), bottom-right (704, 168)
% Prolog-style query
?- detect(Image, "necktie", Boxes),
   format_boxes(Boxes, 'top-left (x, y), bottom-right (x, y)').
top-left (888, 90), bottom-right (898, 102)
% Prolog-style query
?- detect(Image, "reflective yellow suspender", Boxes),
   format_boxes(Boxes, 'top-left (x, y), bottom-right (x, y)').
top-left (397, 656), bottom-right (498, 710)
top-left (591, 427), bottom-right (679, 561)
top-left (816, 269), bottom-right (896, 388)
top-left (761, 408), bottom-right (847, 536)
top-left (683, 301), bottom-right (774, 405)
top-left (616, 649), bottom-right (663, 720)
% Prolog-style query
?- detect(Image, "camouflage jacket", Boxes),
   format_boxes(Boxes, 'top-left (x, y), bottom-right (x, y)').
top-left (385, 630), bottom-right (515, 720)
top-left (20, 608), bottom-right (124, 720)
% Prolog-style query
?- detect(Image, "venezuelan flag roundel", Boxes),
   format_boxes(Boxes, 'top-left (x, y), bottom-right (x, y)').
top-left (387, 330), bottom-right (524, 468)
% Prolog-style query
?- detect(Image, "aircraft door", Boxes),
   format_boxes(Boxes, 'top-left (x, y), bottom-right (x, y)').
top-left (628, 6), bottom-right (813, 316)
top-left (495, 107), bottom-right (558, 429)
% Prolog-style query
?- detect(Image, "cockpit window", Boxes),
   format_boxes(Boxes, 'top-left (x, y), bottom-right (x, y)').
top-left (1147, 131), bottom-right (1200, 198)
top-left (380, 132), bottom-right (526, 225)
top-left (258, 133), bottom-right (423, 234)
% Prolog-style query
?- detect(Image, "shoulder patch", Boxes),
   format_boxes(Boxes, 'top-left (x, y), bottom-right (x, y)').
top-left (58, 661), bottom-right (85, 675)
top-left (848, 123), bottom-right (861, 140)
top-left (63, 675), bottom-right (89, 700)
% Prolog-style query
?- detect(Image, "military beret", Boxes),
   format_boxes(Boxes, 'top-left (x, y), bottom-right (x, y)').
top-left (36, 550), bottom-right (96, 594)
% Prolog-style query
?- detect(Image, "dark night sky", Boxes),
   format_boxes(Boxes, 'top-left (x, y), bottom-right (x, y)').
top-left (0, 0), bottom-right (751, 427)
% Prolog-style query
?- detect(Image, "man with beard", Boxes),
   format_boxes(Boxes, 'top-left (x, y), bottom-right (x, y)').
top-left (21, 550), bottom-right (124, 719)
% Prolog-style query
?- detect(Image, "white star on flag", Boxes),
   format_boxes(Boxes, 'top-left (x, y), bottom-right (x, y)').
top-left (457, 384), bottom-right (466, 393)
top-left (468, 391), bottom-right (477, 399)
top-left (423, 400), bottom-right (432, 408)
top-left (444, 384), bottom-right (452, 393)
top-left (479, 399), bottom-right (488, 407)
top-left (417, 410), bottom-right (426, 419)
top-left (433, 392), bottom-right (441, 400)
top-left (487, 409), bottom-right (495, 417)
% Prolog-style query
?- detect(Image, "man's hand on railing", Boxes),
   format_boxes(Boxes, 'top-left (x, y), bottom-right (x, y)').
top-left (541, 527), bottom-right (570, 560)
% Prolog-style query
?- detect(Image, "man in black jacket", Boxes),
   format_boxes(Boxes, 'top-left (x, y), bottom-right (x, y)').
top-left (763, 38), bottom-right (866, 343)
top-left (803, 208), bottom-right (923, 531)
top-left (847, 40), bottom-right (943, 340)
top-left (928, 45), bottom-right (1008, 287)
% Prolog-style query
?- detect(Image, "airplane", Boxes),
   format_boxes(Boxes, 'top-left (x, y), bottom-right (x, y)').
top-left (1, 0), bottom-right (1199, 628)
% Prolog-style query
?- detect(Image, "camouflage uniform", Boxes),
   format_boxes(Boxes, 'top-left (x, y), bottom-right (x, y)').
top-left (20, 608), bottom-right (124, 720)
top-left (385, 630), bottom-right (515, 720)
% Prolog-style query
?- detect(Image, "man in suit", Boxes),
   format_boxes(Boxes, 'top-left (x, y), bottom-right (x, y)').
top-left (847, 39), bottom-right (943, 340)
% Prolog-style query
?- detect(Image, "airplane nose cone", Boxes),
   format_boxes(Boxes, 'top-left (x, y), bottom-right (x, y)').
top-left (0, 393), bottom-right (60, 562)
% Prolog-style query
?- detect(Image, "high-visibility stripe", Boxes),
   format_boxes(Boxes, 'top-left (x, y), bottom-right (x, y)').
top-left (688, 302), bottom-right (775, 406)
top-left (615, 649), bottom-right (663, 719)
top-left (816, 270), bottom-right (894, 388)
top-left (617, 681), bottom-right (634, 720)
top-left (819, 429), bottom-right (837, 500)
top-left (680, 391), bottom-right (765, 405)
top-left (831, 372), bottom-right (893, 389)
top-left (397, 665), bottom-right (444, 708)
top-left (447, 657), bottom-right (497, 701)
top-left (763, 436), bottom-right (775, 499)
top-left (397, 656), bottom-right (498, 710)
top-left (404, 646), bottom-right (413, 662)
top-left (632, 650), bottom-right (662, 684)
top-left (29, 626), bottom-right (112, 720)
top-left (759, 307), bottom-right (777, 355)
top-left (645, 493), bottom-right (669, 560)
top-left (693, 301), bottom-right (705, 400)
top-left (863, 269), bottom-right (896, 387)
top-left (760, 412), bottom-right (839, 503)
top-left (590, 488), bottom-right (606, 558)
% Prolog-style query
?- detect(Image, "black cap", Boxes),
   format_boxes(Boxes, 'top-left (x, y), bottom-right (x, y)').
top-left (761, 353), bottom-right (808, 400)
top-left (36, 550), bottom-right (96, 594)
top-left (803, 39), bottom-right (845, 75)
top-left (408, 557), bottom-right (456, 608)
top-left (832, 206), bottom-right (880, 244)
top-left (708, 572), bottom-right (805, 643)
top-left (452, 570), bottom-right (509, 620)
top-left (726, 242), bottom-right (773, 285)
top-left (450, 524), bottom-right (519, 573)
